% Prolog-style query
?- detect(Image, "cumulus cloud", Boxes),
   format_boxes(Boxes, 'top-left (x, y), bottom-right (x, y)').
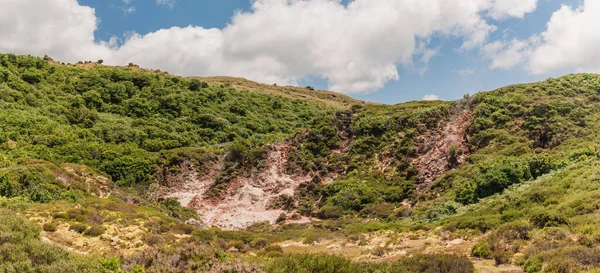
top-left (527, 0), bottom-right (600, 74)
top-left (482, 0), bottom-right (600, 75)
top-left (423, 94), bottom-right (440, 101)
top-left (0, 0), bottom-right (540, 93)
top-left (482, 38), bottom-right (533, 69)
top-left (0, 0), bottom-right (112, 62)
top-left (488, 0), bottom-right (538, 19)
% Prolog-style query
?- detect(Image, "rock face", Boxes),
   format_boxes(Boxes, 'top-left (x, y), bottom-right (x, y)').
top-left (411, 109), bottom-right (473, 185)
top-left (162, 144), bottom-right (314, 230)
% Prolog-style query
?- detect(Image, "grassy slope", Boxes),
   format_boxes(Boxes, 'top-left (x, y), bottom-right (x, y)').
top-left (3, 54), bottom-right (600, 272)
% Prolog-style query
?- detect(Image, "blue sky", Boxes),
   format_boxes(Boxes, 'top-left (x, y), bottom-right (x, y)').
top-left (2, 0), bottom-right (596, 104)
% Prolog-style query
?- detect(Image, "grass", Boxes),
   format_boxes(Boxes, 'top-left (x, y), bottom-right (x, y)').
top-left (4, 54), bottom-right (600, 272)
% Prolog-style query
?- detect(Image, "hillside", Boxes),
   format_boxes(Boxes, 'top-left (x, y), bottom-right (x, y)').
top-left (2, 54), bottom-right (600, 272)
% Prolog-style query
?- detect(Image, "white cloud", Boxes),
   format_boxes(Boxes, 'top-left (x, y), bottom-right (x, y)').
top-left (0, 0), bottom-right (111, 63)
top-left (482, 0), bottom-right (600, 75)
top-left (482, 38), bottom-right (533, 69)
top-left (423, 94), bottom-right (440, 101)
top-left (457, 68), bottom-right (475, 77)
top-left (527, 0), bottom-right (600, 74)
top-left (156, 0), bottom-right (175, 8)
top-left (488, 0), bottom-right (538, 19)
top-left (0, 0), bottom-right (539, 94)
top-left (124, 6), bottom-right (136, 14)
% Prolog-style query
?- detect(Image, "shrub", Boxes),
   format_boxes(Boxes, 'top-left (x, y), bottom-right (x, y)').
top-left (523, 257), bottom-right (543, 273)
top-left (383, 182), bottom-right (413, 203)
top-left (471, 241), bottom-right (492, 259)
top-left (264, 245), bottom-right (283, 253)
top-left (317, 205), bottom-right (344, 219)
top-left (227, 240), bottom-right (246, 251)
top-left (144, 234), bottom-right (165, 246)
top-left (276, 213), bottom-right (287, 223)
top-left (86, 212), bottom-right (104, 224)
top-left (360, 203), bottom-right (395, 220)
top-left (84, 225), bottom-right (105, 237)
top-left (250, 238), bottom-right (269, 249)
top-left (493, 250), bottom-right (512, 265)
top-left (42, 223), bottom-right (57, 232)
top-left (530, 211), bottom-right (569, 228)
top-left (371, 246), bottom-right (386, 257)
top-left (171, 223), bottom-right (195, 234)
top-left (192, 229), bottom-right (214, 242)
top-left (263, 253), bottom-right (474, 273)
top-left (69, 223), bottom-right (88, 234)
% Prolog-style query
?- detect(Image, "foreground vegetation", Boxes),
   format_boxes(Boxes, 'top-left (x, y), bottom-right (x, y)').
top-left (2, 54), bottom-right (600, 272)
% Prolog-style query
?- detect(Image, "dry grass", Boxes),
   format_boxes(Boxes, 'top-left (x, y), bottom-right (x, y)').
top-left (195, 76), bottom-right (368, 109)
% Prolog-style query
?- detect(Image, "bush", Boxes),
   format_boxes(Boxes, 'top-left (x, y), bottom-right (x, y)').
top-left (317, 205), bottom-right (344, 219)
top-left (276, 213), bottom-right (287, 223)
top-left (144, 234), bottom-right (165, 246)
top-left (493, 250), bottom-right (512, 265)
top-left (530, 211), bottom-right (569, 228)
top-left (192, 229), bottom-right (214, 242)
top-left (263, 253), bottom-right (474, 273)
top-left (84, 225), bottom-right (105, 237)
top-left (383, 182), bottom-right (413, 203)
top-left (42, 223), bottom-right (57, 232)
top-left (471, 241), bottom-right (492, 259)
top-left (264, 245), bottom-right (283, 253)
top-left (250, 238), bottom-right (269, 249)
top-left (171, 223), bottom-right (195, 234)
top-left (69, 223), bottom-right (88, 234)
top-left (227, 240), bottom-right (246, 251)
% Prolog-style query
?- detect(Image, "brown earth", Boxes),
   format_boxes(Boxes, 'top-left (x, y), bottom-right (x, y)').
top-left (411, 109), bottom-right (473, 186)
top-left (162, 143), bottom-right (338, 230)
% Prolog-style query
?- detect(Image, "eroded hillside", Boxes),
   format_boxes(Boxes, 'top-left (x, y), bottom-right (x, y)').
top-left (3, 54), bottom-right (600, 272)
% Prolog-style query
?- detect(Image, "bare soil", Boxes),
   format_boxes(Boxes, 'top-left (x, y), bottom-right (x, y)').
top-left (163, 143), bottom-right (317, 230)
top-left (411, 110), bottom-right (473, 185)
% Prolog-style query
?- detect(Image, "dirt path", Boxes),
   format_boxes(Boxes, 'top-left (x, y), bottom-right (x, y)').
top-left (411, 109), bottom-right (473, 185)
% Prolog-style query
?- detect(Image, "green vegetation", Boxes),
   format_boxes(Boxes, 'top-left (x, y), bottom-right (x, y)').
top-left (264, 253), bottom-right (474, 273)
top-left (0, 53), bottom-right (333, 191)
top-left (3, 54), bottom-right (600, 272)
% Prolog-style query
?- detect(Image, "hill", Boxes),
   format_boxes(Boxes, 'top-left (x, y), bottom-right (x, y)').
top-left (2, 53), bottom-right (600, 272)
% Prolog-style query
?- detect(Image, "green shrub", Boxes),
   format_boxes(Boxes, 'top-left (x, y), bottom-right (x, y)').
top-left (171, 223), bottom-right (195, 234)
top-left (69, 223), bottom-right (88, 234)
top-left (264, 245), bottom-right (283, 253)
top-left (471, 241), bottom-right (492, 259)
top-left (317, 205), bottom-right (343, 219)
top-left (530, 211), bottom-right (569, 228)
top-left (227, 240), bottom-right (246, 251)
top-left (144, 234), bottom-right (165, 246)
top-left (84, 225), bottom-right (105, 237)
top-left (192, 229), bottom-right (214, 242)
top-left (493, 250), bottom-right (512, 265)
top-left (42, 222), bottom-right (57, 232)
top-left (250, 238), bottom-right (269, 249)
top-left (263, 253), bottom-right (474, 273)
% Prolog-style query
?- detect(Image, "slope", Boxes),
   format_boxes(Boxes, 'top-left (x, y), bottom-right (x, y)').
top-left (3, 53), bottom-right (600, 272)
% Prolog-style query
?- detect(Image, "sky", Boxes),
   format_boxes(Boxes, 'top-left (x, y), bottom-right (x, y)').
top-left (1, 0), bottom-right (598, 104)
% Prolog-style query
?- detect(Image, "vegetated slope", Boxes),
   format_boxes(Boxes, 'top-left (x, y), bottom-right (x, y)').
top-left (3, 53), bottom-right (600, 272)
top-left (197, 76), bottom-right (364, 110)
top-left (162, 73), bottom-right (600, 272)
